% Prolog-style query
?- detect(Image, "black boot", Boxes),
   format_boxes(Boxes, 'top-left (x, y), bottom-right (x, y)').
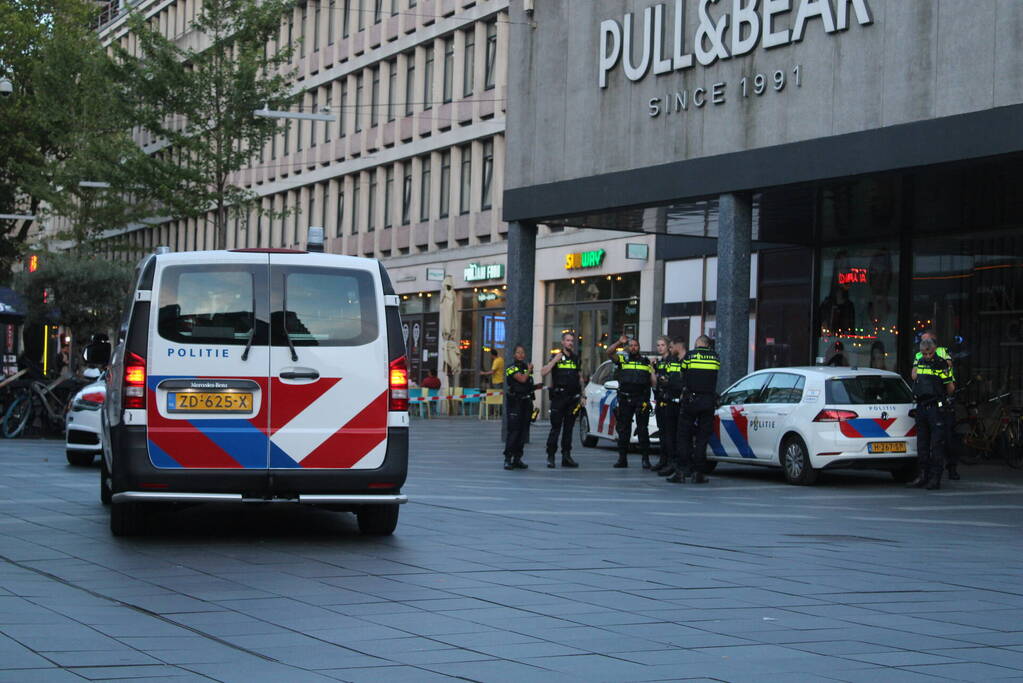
top-left (947, 464), bottom-right (960, 481)
top-left (503, 456), bottom-right (514, 470)
top-left (657, 462), bottom-right (676, 476)
top-left (925, 471), bottom-right (942, 490)
top-left (666, 471), bottom-right (686, 483)
top-left (547, 452), bottom-right (556, 469)
top-left (641, 454), bottom-right (652, 470)
top-left (512, 456), bottom-right (528, 470)
top-left (613, 454), bottom-right (628, 468)
top-left (561, 452), bottom-right (579, 468)
top-left (905, 473), bottom-right (927, 488)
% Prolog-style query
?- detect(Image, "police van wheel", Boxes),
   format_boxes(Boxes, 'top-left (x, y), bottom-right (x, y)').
top-left (578, 411), bottom-right (598, 448)
top-left (100, 459), bottom-right (112, 506)
top-left (110, 501), bottom-right (146, 537)
top-left (357, 505), bottom-right (399, 536)
top-left (782, 436), bottom-right (818, 485)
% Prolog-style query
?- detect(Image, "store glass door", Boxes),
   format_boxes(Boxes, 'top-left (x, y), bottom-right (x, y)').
top-left (577, 305), bottom-right (611, 380)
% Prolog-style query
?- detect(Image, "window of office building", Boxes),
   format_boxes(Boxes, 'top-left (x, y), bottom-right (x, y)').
top-left (463, 29), bottom-right (475, 97)
top-left (342, 0), bottom-right (350, 37)
top-left (339, 79), bottom-right (348, 137)
top-left (442, 36), bottom-right (454, 104)
top-left (481, 138), bottom-right (494, 210)
top-left (309, 91), bottom-right (318, 147)
top-left (324, 91), bottom-right (332, 142)
top-left (459, 145), bottom-right (471, 215)
top-left (484, 21), bottom-right (497, 90)
top-left (423, 43), bottom-right (434, 110)
top-left (439, 150), bottom-right (451, 218)
top-left (328, 0), bottom-right (335, 44)
top-left (368, 171), bottom-right (377, 232)
top-left (384, 165), bottom-right (394, 229)
top-left (335, 185), bottom-right (345, 236)
top-left (420, 156), bottom-right (431, 222)
top-left (370, 67), bottom-right (380, 128)
top-left (313, 0), bottom-right (320, 51)
top-left (354, 73), bottom-right (363, 132)
top-left (307, 195), bottom-right (315, 239)
top-left (387, 59), bottom-right (397, 122)
top-left (404, 52), bottom-right (416, 116)
top-left (299, 3), bottom-right (307, 58)
top-left (351, 175), bottom-right (360, 233)
top-left (357, 0), bottom-right (364, 31)
top-left (402, 163), bottom-right (413, 225)
top-left (374, 0), bottom-right (382, 23)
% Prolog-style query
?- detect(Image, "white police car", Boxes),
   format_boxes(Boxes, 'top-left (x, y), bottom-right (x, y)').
top-left (709, 367), bottom-right (918, 485)
top-left (65, 368), bottom-right (106, 466)
top-left (578, 359), bottom-right (660, 449)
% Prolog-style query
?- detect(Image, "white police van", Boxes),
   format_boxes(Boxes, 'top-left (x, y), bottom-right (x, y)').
top-left (97, 233), bottom-right (410, 536)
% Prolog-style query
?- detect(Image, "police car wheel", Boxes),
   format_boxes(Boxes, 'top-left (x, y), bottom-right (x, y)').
top-left (781, 436), bottom-right (818, 486)
top-left (66, 450), bottom-right (95, 467)
top-left (578, 411), bottom-right (598, 448)
top-left (110, 501), bottom-right (147, 537)
top-left (357, 504), bottom-right (399, 536)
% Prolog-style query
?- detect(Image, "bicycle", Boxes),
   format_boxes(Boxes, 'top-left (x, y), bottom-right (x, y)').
top-left (2, 375), bottom-right (83, 439)
top-left (954, 391), bottom-right (1023, 468)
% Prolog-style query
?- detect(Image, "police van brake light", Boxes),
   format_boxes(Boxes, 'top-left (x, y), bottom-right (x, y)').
top-left (124, 352), bottom-right (147, 409)
top-left (389, 356), bottom-right (409, 412)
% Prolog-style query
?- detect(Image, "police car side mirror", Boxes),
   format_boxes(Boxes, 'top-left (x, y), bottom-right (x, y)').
top-left (603, 380), bottom-right (619, 391)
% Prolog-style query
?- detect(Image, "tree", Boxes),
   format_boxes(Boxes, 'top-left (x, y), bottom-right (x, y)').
top-left (15, 250), bottom-right (134, 369)
top-left (114, 0), bottom-right (300, 250)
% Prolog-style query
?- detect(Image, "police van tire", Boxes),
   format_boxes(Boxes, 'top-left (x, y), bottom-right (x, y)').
top-left (782, 436), bottom-right (818, 485)
top-left (578, 411), bottom-right (598, 448)
top-left (357, 504), bottom-right (399, 536)
top-left (110, 501), bottom-right (146, 537)
top-left (100, 459), bottom-right (112, 506)
top-left (66, 450), bottom-right (95, 467)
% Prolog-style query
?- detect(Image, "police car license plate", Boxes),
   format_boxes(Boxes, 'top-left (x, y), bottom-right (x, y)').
top-left (868, 441), bottom-right (907, 454)
top-left (168, 392), bottom-right (253, 413)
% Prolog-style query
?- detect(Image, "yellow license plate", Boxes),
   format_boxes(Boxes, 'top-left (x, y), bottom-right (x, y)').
top-left (868, 441), bottom-right (907, 453)
top-left (169, 392), bottom-right (253, 413)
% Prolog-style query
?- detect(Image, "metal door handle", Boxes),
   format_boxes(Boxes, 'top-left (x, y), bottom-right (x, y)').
top-left (279, 370), bottom-right (320, 380)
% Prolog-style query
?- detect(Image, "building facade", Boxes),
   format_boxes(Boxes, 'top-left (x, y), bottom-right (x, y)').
top-left (503, 0), bottom-right (1023, 402)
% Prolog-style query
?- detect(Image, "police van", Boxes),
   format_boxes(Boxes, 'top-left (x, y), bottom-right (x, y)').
top-left (96, 233), bottom-right (410, 537)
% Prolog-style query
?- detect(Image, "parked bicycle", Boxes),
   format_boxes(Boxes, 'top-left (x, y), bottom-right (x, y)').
top-left (2, 375), bottom-right (86, 439)
top-left (954, 390), bottom-right (1023, 468)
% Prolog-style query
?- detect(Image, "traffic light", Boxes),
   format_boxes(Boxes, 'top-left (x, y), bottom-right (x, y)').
top-left (28, 254), bottom-right (38, 272)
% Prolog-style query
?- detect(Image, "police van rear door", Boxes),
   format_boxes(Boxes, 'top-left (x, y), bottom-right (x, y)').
top-left (147, 252), bottom-right (270, 470)
top-left (267, 253), bottom-right (389, 470)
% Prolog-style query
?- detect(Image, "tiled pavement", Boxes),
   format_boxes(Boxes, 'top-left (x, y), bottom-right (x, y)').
top-left (1, 418), bottom-right (1023, 682)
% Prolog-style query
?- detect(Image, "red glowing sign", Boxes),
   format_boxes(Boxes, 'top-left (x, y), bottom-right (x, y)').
top-left (838, 267), bottom-right (868, 286)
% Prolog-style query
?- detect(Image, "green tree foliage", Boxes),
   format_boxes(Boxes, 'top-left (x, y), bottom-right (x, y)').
top-left (114, 0), bottom-right (300, 250)
top-left (15, 251), bottom-right (134, 348)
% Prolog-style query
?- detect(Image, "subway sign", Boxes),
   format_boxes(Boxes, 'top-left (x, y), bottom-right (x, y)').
top-left (565, 249), bottom-right (607, 270)
top-left (464, 262), bottom-right (505, 282)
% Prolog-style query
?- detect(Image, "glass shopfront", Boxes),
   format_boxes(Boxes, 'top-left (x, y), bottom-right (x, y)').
top-left (399, 293), bottom-right (440, 385)
top-left (454, 286), bottom-right (506, 388)
top-left (545, 272), bottom-right (641, 381)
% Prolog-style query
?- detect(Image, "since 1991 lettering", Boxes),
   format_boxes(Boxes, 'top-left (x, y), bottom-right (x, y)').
top-left (648, 63), bottom-right (802, 118)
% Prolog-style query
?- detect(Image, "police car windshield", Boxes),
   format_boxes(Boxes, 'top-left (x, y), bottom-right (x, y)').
top-left (826, 376), bottom-right (913, 405)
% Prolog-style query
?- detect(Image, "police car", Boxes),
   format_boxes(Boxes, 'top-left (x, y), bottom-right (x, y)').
top-left (709, 367), bottom-right (918, 485)
top-left (578, 359), bottom-right (660, 449)
top-left (98, 233), bottom-right (409, 536)
top-left (65, 368), bottom-right (105, 466)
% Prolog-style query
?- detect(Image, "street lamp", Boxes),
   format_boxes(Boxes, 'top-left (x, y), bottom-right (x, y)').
top-left (78, 181), bottom-right (111, 189)
top-left (253, 105), bottom-right (336, 122)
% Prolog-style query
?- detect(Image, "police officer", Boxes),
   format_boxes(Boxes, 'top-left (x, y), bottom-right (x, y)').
top-left (650, 336), bottom-right (673, 473)
top-left (655, 338), bottom-right (687, 477)
top-left (670, 335), bottom-right (720, 484)
top-left (503, 344), bottom-right (534, 471)
top-left (607, 335), bottom-right (655, 468)
top-left (908, 338), bottom-right (955, 490)
top-left (916, 330), bottom-right (959, 480)
top-left (542, 331), bottom-right (581, 469)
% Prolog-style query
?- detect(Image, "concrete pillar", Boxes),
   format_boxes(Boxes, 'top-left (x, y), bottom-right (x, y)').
top-left (503, 220), bottom-right (537, 440)
top-left (716, 193), bottom-right (752, 390)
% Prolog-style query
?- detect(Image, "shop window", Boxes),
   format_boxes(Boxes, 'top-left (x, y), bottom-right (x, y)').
top-left (817, 243), bottom-right (899, 370)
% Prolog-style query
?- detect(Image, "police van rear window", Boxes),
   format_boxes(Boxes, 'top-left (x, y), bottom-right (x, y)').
top-left (158, 267), bottom-right (259, 346)
top-left (826, 376), bottom-right (913, 405)
top-left (274, 268), bottom-right (377, 347)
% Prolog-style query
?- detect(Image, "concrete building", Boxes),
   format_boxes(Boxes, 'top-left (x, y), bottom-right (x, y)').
top-left (503, 0), bottom-right (1023, 399)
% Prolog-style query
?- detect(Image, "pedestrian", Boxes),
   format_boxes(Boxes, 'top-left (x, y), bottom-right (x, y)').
top-left (915, 330), bottom-right (959, 480)
top-left (541, 331), bottom-right (581, 469)
top-left (503, 344), bottom-right (533, 470)
top-left (606, 334), bottom-right (654, 468)
top-left (421, 368), bottom-right (442, 390)
top-left (655, 337), bottom-right (687, 477)
top-left (825, 340), bottom-right (848, 366)
top-left (670, 335), bottom-right (719, 484)
top-left (907, 338), bottom-right (955, 490)
top-left (480, 348), bottom-right (504, 390)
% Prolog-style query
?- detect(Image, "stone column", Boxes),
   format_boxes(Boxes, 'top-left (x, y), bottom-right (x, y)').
top-left (503, 220), bottom-right (538, 440)
top-left (716, 193), bottom-right (752, 390)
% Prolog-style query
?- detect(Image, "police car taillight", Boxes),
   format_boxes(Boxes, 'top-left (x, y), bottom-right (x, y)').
top-left (389, 356), bottom-right (409, 412)
top-left (124, 352), bottom-right (146, 409)
top-left (81, 391), bottom-right (105, 404)
top-left (813, 409), bottom-right (858, 422)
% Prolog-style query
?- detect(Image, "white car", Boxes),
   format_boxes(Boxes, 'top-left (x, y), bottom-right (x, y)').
top-left (709, 367), bottom-right (919, 485)
top-left (65, 369), bottom-right (106, 467)
top-left (578, 359), bottom-right (661, 449)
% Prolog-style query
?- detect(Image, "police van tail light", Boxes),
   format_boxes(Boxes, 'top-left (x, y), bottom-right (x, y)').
top-left (813, 409), bottom-right (858, 422)
top-left (124, 352), bottom-right (147, 409)
top-left (389, 356), bottom-right (409, 412)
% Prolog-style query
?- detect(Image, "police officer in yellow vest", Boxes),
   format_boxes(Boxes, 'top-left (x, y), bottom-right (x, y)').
top-left (542, 332), bottom-right (582, 469)
top-left (670, 335), bottom-right (720, 484)
top-left (908, 338), bottom-right (955, 490)
top-left (503, 344), bottom-right (534, 470)
top-left (607, 335), bottom-right (655, 468)
top-left (914, 330), bottom-right (959, 480)
top-left (654, 337), bottom-right (687, 477)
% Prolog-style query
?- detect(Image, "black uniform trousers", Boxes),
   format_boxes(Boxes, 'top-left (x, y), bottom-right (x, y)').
top-left (915, 402), bottom-right (947, 478)
top-left (615, 393), bottom-right (650, 457)
top-left (504, 395), bottom-right (532, 459)
top-left (656, 399), bottom-right (680, 465)
top-left (546, 389), bottom-right (579, 456)
top-left (943, 405), bottom-right (958, 466)
top-left (677, 394), bottom-right (715, 474)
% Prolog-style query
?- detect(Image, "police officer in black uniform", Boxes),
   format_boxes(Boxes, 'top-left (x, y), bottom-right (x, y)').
top-left (916, 330), bottom-right (960, 480)
top-left (907, 338), bottom-right (955, 490)
top-left (670, 335), bottom-right (720, 484)
top-left (542, 331), bottom-right (581, 469)
top-left (503, 344), bottom-right (534, 471)
top-left (655, 338), bottom-right (687, 477)
top-left (607, 335), bottom-right (655, 468)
